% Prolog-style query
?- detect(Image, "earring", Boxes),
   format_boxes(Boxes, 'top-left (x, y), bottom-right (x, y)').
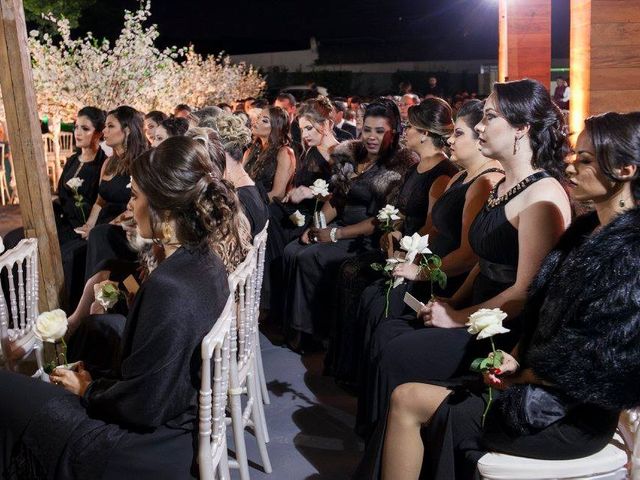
top-left (420, 136), bottom-right (426, 144)
top-left (162, 221), bottom-right (174, 242)
top-left (123, 134), bottom-right (129, 153)
top-left (513, 136), bottom-right (519, 155)
top-left (619, 198), bottom-right (626, 208)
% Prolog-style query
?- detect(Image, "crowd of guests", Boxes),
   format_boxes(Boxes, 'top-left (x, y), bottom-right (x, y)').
top-left (1, 77), bottom-right (639, 479)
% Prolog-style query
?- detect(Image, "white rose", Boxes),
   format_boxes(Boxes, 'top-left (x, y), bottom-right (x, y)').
top-left (66, 177), bottom-right (84, 189)
top-left (289, 210), bottom-right (306, 227)
top-left (466, 308), bottom-right (510, 340)
top-left (94, 280), bottom-right (121, 310)
top-left (377, 204), bottom-right (400, 222)
top-left (399, 233), bottom-right (431, 263)
top-left (385, 258), bottom-right (406, 288)
top-left (309, 178), bottom-right (329, 197)
top-left (34, 309), bottom-right (68, 343)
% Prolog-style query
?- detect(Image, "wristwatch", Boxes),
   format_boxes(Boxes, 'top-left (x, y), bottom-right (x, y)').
top-left (329, 227), bottom-right (339, 243)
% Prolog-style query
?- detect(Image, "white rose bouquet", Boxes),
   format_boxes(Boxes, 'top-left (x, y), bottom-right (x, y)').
top-left (34, 309), bottom-right (69, 373)
top-left (309, 179), bottom-right (329, 228)
top-left (376, 204), bottom-right (400, 233)
top-left (66, 177), bottom-right (86, 222)
top-left (94, 280), bottom-right (124, 311)
top-left (399, 233), bottom-right (447, 300)
top-left (289, 210), bottom-right (306, 227)
top-left (370, 257), bottom-right (405, 317)
top-left (466, 308), bottom-right (510, 425)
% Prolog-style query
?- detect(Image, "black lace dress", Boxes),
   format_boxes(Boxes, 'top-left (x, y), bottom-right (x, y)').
top-left (264, 146), bottom-right (332, 311)
top-left (245, 146), bottom-right (278, 197)
top-left (326, 160), bottom-right (458, 382)
top-left (355, 171), bottom-right (549, 445)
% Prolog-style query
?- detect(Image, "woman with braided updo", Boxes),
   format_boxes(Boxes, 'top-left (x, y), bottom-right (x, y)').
top-left (0, 136), bottom-right (250, 479)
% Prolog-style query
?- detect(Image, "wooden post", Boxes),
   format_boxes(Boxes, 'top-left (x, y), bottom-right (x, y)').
top-left (0, 0), bottom-right (64, 310)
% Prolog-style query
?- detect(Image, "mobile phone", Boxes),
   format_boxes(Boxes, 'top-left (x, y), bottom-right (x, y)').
top-left (404, 292), bottom-right (424, 313)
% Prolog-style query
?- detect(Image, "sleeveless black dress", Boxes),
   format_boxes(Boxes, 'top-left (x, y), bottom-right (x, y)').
top-left (326, 160), bottom-right (459, 382)
top-left (237, 185), bottom-right (269, 238)
top-left (264, 146), bottom-right (332, 311)
top-left (355, 171), bottom-right (548, 443)
top-left (245, 145), bottom-right (278, 197)
top-left (96, 173), bottom-right (131, 224)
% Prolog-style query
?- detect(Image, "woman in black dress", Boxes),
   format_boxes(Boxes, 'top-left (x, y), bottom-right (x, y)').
top-left (62, 106), bottom-right (147, 308)
top-left (0, 136), bottom-right (251, 479)
top-left (327, 97), bottom-right (458, 381)
top-left (243, 106), bottom-right (296, 201)
top-left (281, 98), bottom-right (416, 350)
top-left (264, 96), bottom-right (340, 312)
top-left (354, 79), bottom-right (572, 446)
top-left (379, 111), bottom-right (640, 480)
top-left (346, 100), bottom-right (504, 388)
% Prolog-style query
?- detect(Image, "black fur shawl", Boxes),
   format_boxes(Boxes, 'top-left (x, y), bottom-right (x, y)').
top-left (329, 140), bottom-right (418, 210)
top-left (521, 207), bottom-right (640, 410)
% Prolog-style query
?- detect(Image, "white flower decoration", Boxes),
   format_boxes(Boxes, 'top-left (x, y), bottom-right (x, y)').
top-left (66, 177), bottom-right (84, 190)
top-left (34, 309), bottom-right (68, 343)
top-left (309, 178), bottom-right (329, 198)
top-left (94, 280), bottom-right (121, 310)
top-left (399, 233), bottom-right (432, 263)
top-left (376, 204), bottom-right (400, 223)
top-left (466, 308), bottom-right (510, 340)
top-left (289, 210), bottom-right (306, 227)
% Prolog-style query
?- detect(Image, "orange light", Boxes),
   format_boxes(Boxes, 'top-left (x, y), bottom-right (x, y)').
top-left (569, 0), bottom-right (591, 144)
top-left (498, 0), bottom-right (508, 81)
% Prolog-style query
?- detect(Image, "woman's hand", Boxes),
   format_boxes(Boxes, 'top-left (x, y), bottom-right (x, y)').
top-left (49, 362), bottom-right (92, 396)
top-left (300, 228), bottom-right (312, 245)
top-left (283, 186), bottom-right (314, 204)
top-left (75, 224), bottom-right (92, 239)
top-left (483, 352), bottom-right (520, 390)
top-left (418, 300), bottom-right (466, 329)
top-left (379, 231), bottom-right (401, 253)
top-left (307, 227), bottom-right (332, 243)
top-left (392, 262), bottom-right (422, 281)
top-left (89, 301), bottom-right (105, 315)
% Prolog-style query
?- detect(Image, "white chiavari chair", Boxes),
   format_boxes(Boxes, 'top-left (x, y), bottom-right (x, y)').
top-left (42, 133), bottom-right (58, 190)
top-left (227, 247), bottom-right (272, 479)
top-left (477, 409), bottom-right (639, 480)
top-left (0, 238), bottom-right (45, 379)
top-left (58, 132), bottom-right (74, 168)
top-left (198, 292), bottom-right (234, 480)
top-left (252, 222), bottom-right (270, 406)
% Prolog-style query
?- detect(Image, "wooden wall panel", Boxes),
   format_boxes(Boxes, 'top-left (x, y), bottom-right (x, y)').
top-left (591, 90), bottom-right (640, 113)
top-left (591, 1), bottom-right (640, 23)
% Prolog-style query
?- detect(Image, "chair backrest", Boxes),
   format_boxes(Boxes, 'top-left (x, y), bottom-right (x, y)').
top-left (252, 221), bottom-right (268, 317)
top-left (619, 408), bottom-right (640, 479)
top-left (42, 133), bottom-right (55, 154)
top-left (0, 238), bottom-right (39, 350)
top-left (59, 132), bottom-right (74, 152)
top-left (198, 291), bottom-right (233, 479)
top-left (228, 247), bottom-right (258, 377)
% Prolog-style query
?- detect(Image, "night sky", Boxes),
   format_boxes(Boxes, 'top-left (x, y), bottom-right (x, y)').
top-left (77, 0), bottom-right (570, 60)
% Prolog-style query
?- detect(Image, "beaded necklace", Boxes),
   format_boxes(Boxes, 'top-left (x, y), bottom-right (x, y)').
top-left (486, 171), bottom-right (549, 209)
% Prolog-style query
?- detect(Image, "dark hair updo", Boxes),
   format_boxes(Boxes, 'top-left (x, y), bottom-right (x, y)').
top-left (407, 97), bottom-right (455, 149)
top-left (493, 78), bottom-right (570, 180)
top-left (585, 111), bottom-right (640, 202)
top-left (77, 106), bottom-right (106, 133)
top-left (455, 99), bottom-right (484, 138)
top-left (131, 136), bottom-right (250, 270)
top-left (159, 117), bottom-right (189, 137)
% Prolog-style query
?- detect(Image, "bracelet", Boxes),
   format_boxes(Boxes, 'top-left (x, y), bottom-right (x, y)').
top-left (329, 227), bottom-right (339, 243)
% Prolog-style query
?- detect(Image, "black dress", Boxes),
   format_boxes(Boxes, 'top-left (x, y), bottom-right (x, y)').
top-left (264, 146), bottom-right (332, 311)
top-left (327, 160), bottom-right (459, 382)
top-left (245, 146), bottom-right (278, 197)
top-left (55, 149), bottom-right (107, 245)
top-left (355, 171), bottom-right (549, 441)
top-left (281, 162), bottom-right (390, 339)
top-left (237, 184), bottom-right (269, 238)
top-left (0, 247), bottom-right (229, 479)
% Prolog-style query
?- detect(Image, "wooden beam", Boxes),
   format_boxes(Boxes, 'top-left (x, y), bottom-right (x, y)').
top-left (0, 0), bottom-right (64, 310)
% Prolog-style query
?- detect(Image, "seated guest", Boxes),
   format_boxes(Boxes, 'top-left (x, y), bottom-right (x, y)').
top-left (173, 103), bottom-right (192, 118)
top-left (0, 136), bottom-right (251, 479)
top-left (356, 78), bottom-right (572, 440)
top-left (281, 98), bottom-right (416, 352)
top-left (398, 93), bottom-right (421, 122)
top-left (328, 97), bottom-right (459, 381)
top-left (333, 99), bottom-right (357, 138)
top-left (143, 110), bottom-right (167, 144)
top-left (243, 106), bottom-right (296, 201)
top-left (375, 111), bottom-right (640, 480)
top-left (264, 96), bottom-right (340, 312)
top-left (150, 117), bottom-right (189, 147)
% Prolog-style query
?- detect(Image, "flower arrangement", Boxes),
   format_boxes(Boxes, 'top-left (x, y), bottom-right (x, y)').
top-left (94, 280), bottom-right (124, 311)
top-left (467, 308), bottom-right (510, 425)
top-left (34, 309), bottom-right (69, 373)
top-left (289, 210), bottom-right (306, 227)
top-left (376, 204), bottom-right (400, 233)
top-left (399, 233), bottom-right (447, 300)
top-left (66, 176), bottom-right (86, 222)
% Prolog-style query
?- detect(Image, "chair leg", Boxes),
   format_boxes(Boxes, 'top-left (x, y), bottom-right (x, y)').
top-left (34, 342), bottom-right (45, 380)
top-left (247, 370), bottom-right (272, 473)
top-left (229, 391), bottom-right (251, 480)
top-left (251, 360), bottom-right (270, 444)
top-left (218, 439), bottom-right (231, 480)
top-left (254, 331), bottom-right (270, 405)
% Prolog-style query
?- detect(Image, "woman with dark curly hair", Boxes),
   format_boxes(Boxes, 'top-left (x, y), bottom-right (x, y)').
top-left (355, 78), bottom-right (573, 444)
top-left (373, 111), bottom-right (640, 480)
top-left (150, 117), bottom-right (189, 147)
top-left (281, 98), bottom-right (417, 351)
top-left (0, 136), bottom-right (250, 480)
top-left (243, 105), bottom-right (296, 201)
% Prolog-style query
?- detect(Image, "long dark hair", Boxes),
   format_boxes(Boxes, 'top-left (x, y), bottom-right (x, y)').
top-left (585, 111), bottom-right (640, 202)
top-left (493, 79), bottom-right (570, 180)
top-left (245, 106), bottom-right (291, 180)
top-left (105, 105), bottom-right (148, 176)
top-left (131, 137), bottom-right (251, 270)
top-left (77, 106), bottom-right (106, 133)
top-left (362, 98), bottom-right (402, 164)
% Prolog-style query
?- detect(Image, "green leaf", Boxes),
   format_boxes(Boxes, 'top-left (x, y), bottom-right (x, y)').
top-left (479, 358), bottom-right (492, 370)
top-left (437, 271), bottom-right (448, 289)
top-left (493, 350), bottom-right (504, 367)
top-left (429, 255), bottom-right (442, 268)
top-left (470, 357), bottom-right (485, 372)
top-left (370, 263), bottom-right (384, 272)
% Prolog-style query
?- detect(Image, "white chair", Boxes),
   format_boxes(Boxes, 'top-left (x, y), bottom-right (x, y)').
top-left (59, 132), bottom-right (74, 160)
top-left (42, 133), bottom-right (58, 189)
top-left (198, 292), bottom-right (234, 480)
top-left (252, 222), bottom-right (270, 406)
top-left (477, 408), bottom-right (640, 480)
top-left (227, 247), bottom-right (272, 480)
top-left (0, 238), bottom-right (45, 379)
